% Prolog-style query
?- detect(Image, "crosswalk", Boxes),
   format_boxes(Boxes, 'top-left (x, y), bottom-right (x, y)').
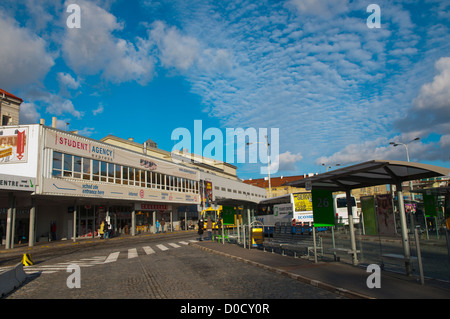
top-left (2, 240), bottom-right (197, 275)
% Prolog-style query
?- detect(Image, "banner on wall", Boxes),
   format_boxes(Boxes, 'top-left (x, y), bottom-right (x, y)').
top-left (0, 127), bottom-right (28, 163)
top-left (423, 194), bottom-right (437, 217)
top-left (376, 194), bottom-right (395, 236)
top-left (311, 189), bottom-right (335, 227)
top-left (361, 196), bottom-right (377, 235)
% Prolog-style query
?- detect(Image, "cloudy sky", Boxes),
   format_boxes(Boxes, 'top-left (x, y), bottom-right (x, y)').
top-left (1, 0), bottom-right (449, 179)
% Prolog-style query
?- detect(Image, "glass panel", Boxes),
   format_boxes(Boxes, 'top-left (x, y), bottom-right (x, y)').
top-left (83, 158), bottom-right (90, 180)
top-left (52, 151), bottom-right (62, 177)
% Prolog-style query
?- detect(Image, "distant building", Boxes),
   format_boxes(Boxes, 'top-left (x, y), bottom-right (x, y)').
top-left (0, 88), bottom-right (23, 126)
top-left (243, 175), bottom-right (309, 197)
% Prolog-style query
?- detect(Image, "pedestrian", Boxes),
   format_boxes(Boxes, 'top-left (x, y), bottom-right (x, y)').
top-left (156, 220), bottom-right (160, 234)
top-left (206, 217), bottom-right (213, 240)
top-left (51, 222), bottom-right (57, 241)
top-left (198, 219), bottom-right (204, 241)
top-left (99, 220), bottom-right (105, 239)
top-left (161, 218), bottom-right (166, 233)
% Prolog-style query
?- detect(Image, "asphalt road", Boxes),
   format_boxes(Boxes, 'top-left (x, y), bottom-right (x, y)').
top-left (3, 232), bottom-right (345, 300)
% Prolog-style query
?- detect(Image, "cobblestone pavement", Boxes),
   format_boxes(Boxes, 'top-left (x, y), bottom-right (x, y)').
top-left (4, 234), bottom-right (345, 299)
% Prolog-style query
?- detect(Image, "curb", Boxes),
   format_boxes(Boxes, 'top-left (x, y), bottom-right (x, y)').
top-left (190, 243), bottom-right (374, 300)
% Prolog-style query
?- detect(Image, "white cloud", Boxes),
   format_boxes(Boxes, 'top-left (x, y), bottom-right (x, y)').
top-left (61, 0), bottom-right (154, 85)
top-left (92, 104), bottom-right (104, 116)
top-left (19, 102), bottom-right (41, 125)
top-left (396, 56), bottom-right (450, 136)
top-left (0, 11), bottom-right (55, 89)
top-left (57, 72), bottom-right (81, 90)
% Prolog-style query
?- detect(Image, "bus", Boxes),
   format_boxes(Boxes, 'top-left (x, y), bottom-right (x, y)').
top-left (200, 206), bottom-right (242, 230)
top-left (255, 193), bottom-right (314, 235)
top-left (333, 193), bottom-right (359, 225)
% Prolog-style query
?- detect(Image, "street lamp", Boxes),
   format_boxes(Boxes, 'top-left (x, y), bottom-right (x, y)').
top-left (322, 163), bottom-right (341, 172)
top-left (389, 137), bottom-right (420, 200)
top-left (247, 136), bottom-right (272, 198)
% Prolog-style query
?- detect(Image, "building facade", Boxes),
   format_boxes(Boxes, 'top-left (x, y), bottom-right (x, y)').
top-left (0, 124), bottom-right (266, 247)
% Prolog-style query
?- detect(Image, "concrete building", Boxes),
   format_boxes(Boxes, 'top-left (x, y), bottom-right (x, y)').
top-left (0, 88), bottom-right (23, 126)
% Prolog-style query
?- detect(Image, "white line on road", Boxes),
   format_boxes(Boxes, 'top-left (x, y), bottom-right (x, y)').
top-left (128, 248), bottom-right (138, 259)
top-left (104, 251), bottom-right (120, 263)
top-left (156, 244), bottom-right (169, 251)
top-left (143, 246), bottom-right (155, 255)
top-left (168, 243), bottom-right (181, 248)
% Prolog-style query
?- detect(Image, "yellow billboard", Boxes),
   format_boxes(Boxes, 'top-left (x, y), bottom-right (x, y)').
top-left (292, 192), bottom-right (312, 212)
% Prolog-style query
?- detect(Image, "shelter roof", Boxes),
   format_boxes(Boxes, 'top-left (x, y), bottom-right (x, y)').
top-left (284, 160), bottom-right (450, 192)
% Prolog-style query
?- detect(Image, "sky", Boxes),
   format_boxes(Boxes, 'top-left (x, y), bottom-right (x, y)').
top-left (1, 0), bottom-right (450, 179)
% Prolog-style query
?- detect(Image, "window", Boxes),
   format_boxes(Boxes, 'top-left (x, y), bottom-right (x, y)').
top-left (115, 164), bottom-right (121, 184)
top-left (129, 168), bottom-right (134, 186)
top-left (63, 154), bottom-right (72, 177)
top-left (100, 161), bottom-right (107, 182)
top-left (52, 151), bottom-right (62, 177)
top-left (147, 171), bottom-right (152, 188)
top-left (122, 166), bottom-right (128, 185)
top-left (82, 157), bottom-right (90, 180)
top-left (108, 163), bottom-right (114, 183)
top-left (74, 156), bottom-right (82, 179)
top-left (140, 170), bottom-right (146, 187)
top-left (92, 160), bottom-right (100, 181)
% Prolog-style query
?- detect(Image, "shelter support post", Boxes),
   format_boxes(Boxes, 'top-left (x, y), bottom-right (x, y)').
top-left (396, 182), bottom-right (412, 276)
top-left (5, 193), bottom-right (13, 249)
top-left (73, 205), bottom-right (77, 242)
top-left (28, 198), bottom-right (36, 247)
top-left (131, 209), bottom-right (136, 236)
top-left (346, 188), bottom-right (358, 266)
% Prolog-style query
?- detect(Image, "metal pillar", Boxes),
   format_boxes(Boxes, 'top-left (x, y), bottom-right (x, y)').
top-left (5, 193), bottom-right (13, 249)
top-left (73, 205), bottom-right (77, 242)
top-left (28, 198), bottom-right (36, 247)
top-left (396, 183), bottom-right (412, 275)
top-left (346, 188), bottom-right (358, 266)
top-left (131, 209), bottom-right (136, 236)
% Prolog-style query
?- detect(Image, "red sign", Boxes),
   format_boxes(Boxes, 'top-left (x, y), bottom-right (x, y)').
top-left (140, 204), bottom-right (168, 210)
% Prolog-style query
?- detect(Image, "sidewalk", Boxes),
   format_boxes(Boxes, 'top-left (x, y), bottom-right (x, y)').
top-left (190, 240), bottom-right (450, 299)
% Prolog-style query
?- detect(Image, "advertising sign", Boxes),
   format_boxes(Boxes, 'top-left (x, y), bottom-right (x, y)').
top-left (273, 203), bottom-right (293, 221)
top-left (0, 126), bottom-right (28, 163)
top-left (43, 177), bottom-right (199, 204)
top-left (292, 192), bottom-right (312, 212)
top-left (376, 194), bottom-right (395, 236)
top-left (311, 189), bottom-right (335, 227)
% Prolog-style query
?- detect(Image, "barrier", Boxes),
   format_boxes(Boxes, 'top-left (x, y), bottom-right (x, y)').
top-left (22, 253), bottom-right (34, 266)
top-left (0, 262), bottom-right (27, 297)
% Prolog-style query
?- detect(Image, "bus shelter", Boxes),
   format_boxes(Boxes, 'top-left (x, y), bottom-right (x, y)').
top-left (285, 160), bottom-right (450, 275)
top-left (213, 198), bottom-right (259, 247)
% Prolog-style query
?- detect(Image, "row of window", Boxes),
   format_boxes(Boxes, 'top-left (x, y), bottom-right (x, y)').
top-left (52, 151), bottom-right (199, 194)
top-left (213, 186), bottom-right (265, 198)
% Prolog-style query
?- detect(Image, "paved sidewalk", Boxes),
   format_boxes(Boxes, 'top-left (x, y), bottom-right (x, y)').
top-left (190, 241), bottom-right (450, 299)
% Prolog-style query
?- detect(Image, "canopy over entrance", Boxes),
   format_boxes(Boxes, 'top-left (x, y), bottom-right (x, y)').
top-left (284, 160), bottom-right (450, 191)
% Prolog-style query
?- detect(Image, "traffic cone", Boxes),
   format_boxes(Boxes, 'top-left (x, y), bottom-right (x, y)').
top-left (22, 253), bottom-right (34, 266)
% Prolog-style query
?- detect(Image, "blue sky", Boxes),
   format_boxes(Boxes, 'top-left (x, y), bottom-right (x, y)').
top-left (1, 0), bottom-right (450, 179)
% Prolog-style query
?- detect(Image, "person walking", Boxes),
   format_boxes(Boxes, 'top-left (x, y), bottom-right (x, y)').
top-left (198, 219), bottom-right (204, 241)
top-left (99, 220), bottom-right (105, 239)
top-left (156, 220), bottom-right (160, 234)
top-left (160, 218), bottom-right (166, 233)
top-left (206, 217), bottom-right (213, 240)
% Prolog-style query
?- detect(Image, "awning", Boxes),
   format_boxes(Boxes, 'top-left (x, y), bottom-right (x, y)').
top-left (284, 160), bottom-right (450, 191)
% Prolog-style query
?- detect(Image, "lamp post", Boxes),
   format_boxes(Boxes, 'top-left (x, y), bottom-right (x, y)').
top-left (389, 137), bottom-right (420, 200)
top-left (247, 135), bottom-right (271, 198)
top-left (321, 163), bottom-right (341, 172)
